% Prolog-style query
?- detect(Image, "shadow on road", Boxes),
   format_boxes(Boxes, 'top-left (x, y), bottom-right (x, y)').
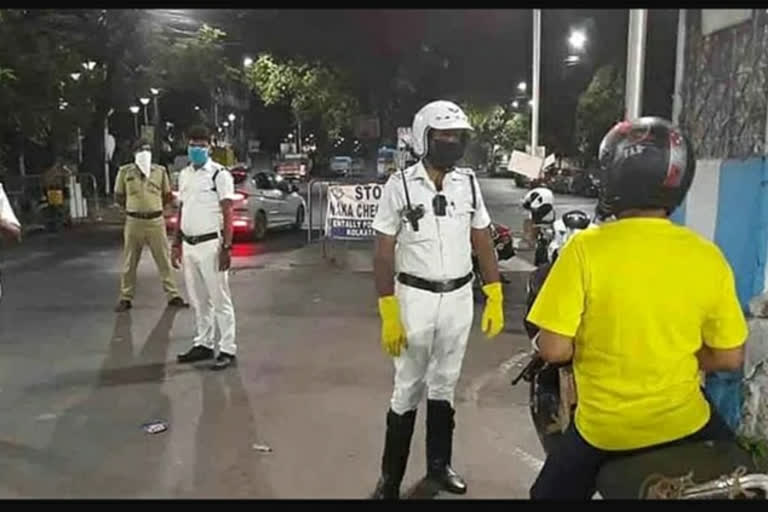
top-left (6, 308), bottom-right (180, 497)
top-left (186, 369), bottom-right (274, 498)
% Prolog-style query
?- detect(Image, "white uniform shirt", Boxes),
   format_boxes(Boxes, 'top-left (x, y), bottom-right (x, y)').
top-left (372, 161), bottom-right (491, 281)
top-left (0, 183), bottom-right (20, 229)
top-left (178, 159), bottom-right (237, 237)
top-left (0, 183), bottom-right (20, 300)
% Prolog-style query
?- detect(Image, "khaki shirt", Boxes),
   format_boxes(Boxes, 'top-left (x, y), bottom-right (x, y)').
top-left (115, 163), bottom-right (170, 213)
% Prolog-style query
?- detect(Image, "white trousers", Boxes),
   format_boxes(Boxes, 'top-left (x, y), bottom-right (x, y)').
top-left (182, 239), bottom-right (237, 355)
top-left (390, 279), bottom-right (474, 415)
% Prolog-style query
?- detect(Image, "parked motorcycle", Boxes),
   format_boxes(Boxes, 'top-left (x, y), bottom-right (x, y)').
top-left (512, 210), bottom-right (768, 499)
top-left (473, 222), bottom-right (514, 299)
top-left (39, 189), bottom-right (69, 233)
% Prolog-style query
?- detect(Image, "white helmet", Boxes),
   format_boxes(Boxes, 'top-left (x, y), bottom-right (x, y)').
top-left (411, 100), bottom-right (473, 158)
top-left (522, 187), bottom-right (554, 214)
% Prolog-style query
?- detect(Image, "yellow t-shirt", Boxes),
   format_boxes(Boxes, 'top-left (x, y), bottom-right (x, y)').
top-left (526, 217), bottom-right (748, 451)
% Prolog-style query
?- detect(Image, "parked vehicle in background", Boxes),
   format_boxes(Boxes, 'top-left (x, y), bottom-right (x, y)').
top-left (330, 156), bottom-right (352, 176)
top-left (377, 147), bottom-right (397, 181)
top-left (166, 164), bottom-right (306, 240)
top-left (275, 153), bottom-right (312, 182)
top-left (571, 170), bottom-right (600, 198)
top-left (549, 168), bottom-right (574, 195)
top-left (513, 173), bottom-right (532, 188)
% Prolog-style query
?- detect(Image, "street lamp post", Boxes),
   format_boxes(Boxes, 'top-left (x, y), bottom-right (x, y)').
top-left (139, 97), bottom-right (150, 126)
top-left (531, 8), bottom-right (541, 157)
top-left (150, 88), bottom-right (160, 125)
top-left (129, 105), bottom-right (140, 137)
top-left (672, 10), bottom-right (686, 126)
top-left (625, 9), bottom-right (648, 120)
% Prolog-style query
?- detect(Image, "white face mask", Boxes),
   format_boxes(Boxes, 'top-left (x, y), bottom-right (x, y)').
top-left (134, 150), bottom-right (152, 177)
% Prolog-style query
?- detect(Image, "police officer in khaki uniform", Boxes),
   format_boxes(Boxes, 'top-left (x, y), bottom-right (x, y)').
top-left (114, 139), bottom-right (188, 312)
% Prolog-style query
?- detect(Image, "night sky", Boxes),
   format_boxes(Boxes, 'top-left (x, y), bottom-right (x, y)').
top-left (172, 9), bottom-right (679, 151)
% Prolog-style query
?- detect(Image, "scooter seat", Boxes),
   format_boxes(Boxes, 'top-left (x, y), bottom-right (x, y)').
top-left (596, 440), bottom-right (759, 499)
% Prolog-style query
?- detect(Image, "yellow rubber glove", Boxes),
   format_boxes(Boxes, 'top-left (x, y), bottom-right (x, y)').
top-left (481, 282), bottom-right (504, 339)
top-left (378, 296), bottom-right (407, 357)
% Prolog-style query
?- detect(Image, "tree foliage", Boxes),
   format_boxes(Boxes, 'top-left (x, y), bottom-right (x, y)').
top-left (148, 23), bottom-right (236, 97)
top-left (244, 53), bottom-right (359, 138)
top-left (462, 101), bottom-right (530, 168)
top-left (575, 64), bottom-right (624, 166)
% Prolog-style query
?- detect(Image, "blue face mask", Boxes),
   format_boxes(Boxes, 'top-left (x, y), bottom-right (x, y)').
top-left (188, 146), bottom-right (209, 166)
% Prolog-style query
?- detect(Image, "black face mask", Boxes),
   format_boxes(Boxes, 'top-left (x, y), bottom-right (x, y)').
top-left (426, 138), bottom-right (465, 170)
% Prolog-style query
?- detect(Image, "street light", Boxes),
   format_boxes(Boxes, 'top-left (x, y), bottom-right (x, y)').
top-left (129, 105), bottom-right (140, 137)
top-left (568, 30), bottom-right (587, 51)
top-left (228, 113), bottom-right (236, 122)
top-left (139, 97), bottom-right (150, 125)
top-left (518, 81), bottom-right (527, 92)
top-left (243, 56), bottom-right (254, 68)
top-left (222, 121), bottom-right (230, 127)
top-left (82, 61), bottom-right (97, 71)
top-left (512, 100), bottom-right (519, 109)
top-left (70, 72), bottom-right (81, 81)
top-left (194, 105), bottom-right (201, 111)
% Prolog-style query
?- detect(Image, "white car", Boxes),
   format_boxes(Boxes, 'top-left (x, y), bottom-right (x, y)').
top-left (231, 167), bottom-right (306, 240)
top-left (167, 166), bottom-right (306, 241)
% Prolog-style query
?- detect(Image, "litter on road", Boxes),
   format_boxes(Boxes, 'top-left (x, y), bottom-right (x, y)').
top-left (142, 421), bottom-right (168, 434)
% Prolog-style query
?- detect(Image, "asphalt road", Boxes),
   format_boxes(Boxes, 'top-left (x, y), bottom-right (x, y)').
top-left (0, 176), bottom-right (595, 498)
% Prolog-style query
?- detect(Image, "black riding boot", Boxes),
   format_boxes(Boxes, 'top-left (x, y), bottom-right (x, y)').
top-left (370, 408), bottom-right (417, 499)
top-left (426, 400), bottom-right (468, 494)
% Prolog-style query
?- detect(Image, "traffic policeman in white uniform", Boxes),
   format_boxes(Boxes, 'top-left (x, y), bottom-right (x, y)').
top-left (370, 101), bottom-right (505, 499)
top-left (0, 182), bottom-right (22, 300)
top-left (171, 125), bottom-right (238, 371)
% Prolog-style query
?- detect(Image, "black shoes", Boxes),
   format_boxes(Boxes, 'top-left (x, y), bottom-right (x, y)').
top-left (167, 297), bottom-right (190, 308)
top-left (115, 298), bottom-right (188, 312)
top-left (210, 352), bottom-right (236, 371)
top-left (426, 400), bottom-right (467, 495)
top-left (114, 300), bottom-right (132, 313)
top-left (370, 409), bottom-right (417, 500)
top-left (177, 346), bottom-right (236, 371)
top-left (177, 345), bottom-right (214, 363)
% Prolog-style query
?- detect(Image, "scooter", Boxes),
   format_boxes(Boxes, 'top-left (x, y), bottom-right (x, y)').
top-left (511, 210), bottom-right (768, 499)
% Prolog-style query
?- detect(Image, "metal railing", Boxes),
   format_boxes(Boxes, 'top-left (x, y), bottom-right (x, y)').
top-left (3, 171), bottom-right (102, 228)
top-left (306, 175), bottom-right (382, 262)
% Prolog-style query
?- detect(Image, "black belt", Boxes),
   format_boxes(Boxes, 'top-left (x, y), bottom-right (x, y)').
top-left (126, 211), bottom-right (163, 220)
top-left (397, 272), bottom-right (473, 293)
top-left (182, 231), bottom-right (220, 245)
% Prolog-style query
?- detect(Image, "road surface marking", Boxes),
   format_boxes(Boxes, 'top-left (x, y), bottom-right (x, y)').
top-left (465, 351), bottom-right (531, 405)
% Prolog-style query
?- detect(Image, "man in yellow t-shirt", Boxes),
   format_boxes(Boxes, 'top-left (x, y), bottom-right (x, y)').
top-left (526, 118), bottom-right (748, 500)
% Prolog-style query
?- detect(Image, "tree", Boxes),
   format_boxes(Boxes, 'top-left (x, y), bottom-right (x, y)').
top-left (0, 9), bottom-right (103, 174)
top-left (575, 65), bottom-right (624, 167)
top-left (148, 23), bottom-right (237, 98)
top-left (243, 53), bottom-right (360, 140)
top-left (463, 101), bottom-right (530, 169)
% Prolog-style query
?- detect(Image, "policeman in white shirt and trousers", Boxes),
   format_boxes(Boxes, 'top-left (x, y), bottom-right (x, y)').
top-left (171, 125), bottom-right (238, 371)
top-left (371, 101), bottom-right (505, 499)
top-left (0, 182), bottom-right (22, 300)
